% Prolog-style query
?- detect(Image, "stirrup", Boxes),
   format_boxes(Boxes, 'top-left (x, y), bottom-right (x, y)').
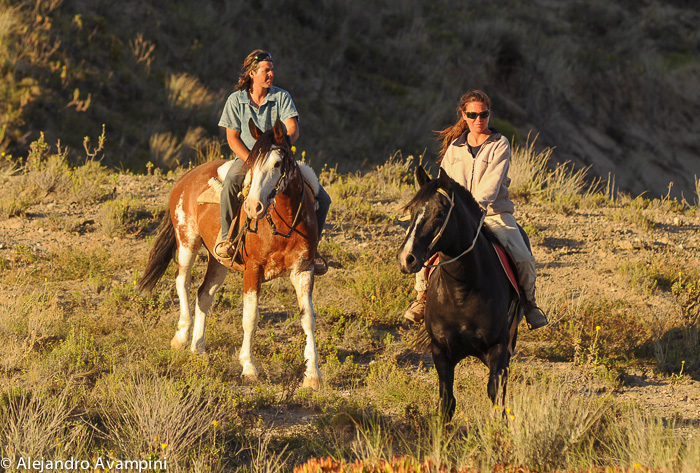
top-left (214, 235), bottom-right (233, 260)
top-left (524, 304), bottom-right (548, 330)
top-left (313, 254), bottom-right (328, 276)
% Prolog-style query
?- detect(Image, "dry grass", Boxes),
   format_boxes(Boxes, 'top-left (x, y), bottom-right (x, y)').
top-left (0, 146), bottom-right (698, 471)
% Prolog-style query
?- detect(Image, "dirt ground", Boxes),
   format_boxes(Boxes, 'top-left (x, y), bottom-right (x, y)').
top-left (1, 172), bottom-right (699, 435)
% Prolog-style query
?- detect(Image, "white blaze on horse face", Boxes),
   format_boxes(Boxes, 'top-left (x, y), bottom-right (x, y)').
top-left (244, 149), bottom-right (285, 219)
top-left (399, 206), bottom-right (426, 266)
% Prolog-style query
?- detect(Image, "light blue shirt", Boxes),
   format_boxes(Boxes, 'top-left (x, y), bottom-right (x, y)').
top-left (218, 86), bottom-right (299, 157)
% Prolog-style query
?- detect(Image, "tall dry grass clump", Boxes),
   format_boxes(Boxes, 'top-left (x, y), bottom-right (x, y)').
top-left (508, 134), bottom-right (551, 199)
top-left (99, 373), bottom-right (224, 470)
top-left (0, 386), bottom-right (91, 463)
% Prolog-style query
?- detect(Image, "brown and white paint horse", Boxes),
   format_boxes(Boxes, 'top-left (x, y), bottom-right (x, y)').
top-left (138, 119), bottom-right (321, 388)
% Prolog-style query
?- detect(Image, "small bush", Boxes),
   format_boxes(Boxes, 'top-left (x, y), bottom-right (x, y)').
top-left (98, 197), bottom-right (152, 237)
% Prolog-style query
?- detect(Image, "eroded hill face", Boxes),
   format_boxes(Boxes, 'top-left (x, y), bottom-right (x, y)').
top-left (1, 0), bottom-right (699, 199)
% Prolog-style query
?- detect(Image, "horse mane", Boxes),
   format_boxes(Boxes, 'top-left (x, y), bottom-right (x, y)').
top-left (247, 129), bottom-right (276, 169)
top-left (403, 171), bottom-right (499, 245)
top-left (403, 173), bottom-right (481, 218)
top-left (247, 128), bottom-right (296, 179)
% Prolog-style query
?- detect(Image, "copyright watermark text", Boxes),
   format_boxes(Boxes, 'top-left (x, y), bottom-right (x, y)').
top-left (1, 456), bottom-right (167, 472)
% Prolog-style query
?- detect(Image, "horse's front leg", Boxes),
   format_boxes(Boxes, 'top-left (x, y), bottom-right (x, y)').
top-left (485, 342), bottom-right (510, 408)
top-left (189, 255), bottom-right (228, 354)
top-left (432, 344), bottom-right (456, 422)
top-left (239, 267), bottom-right (263, 382)
top-left (290, 269), bottom-right (321, 389)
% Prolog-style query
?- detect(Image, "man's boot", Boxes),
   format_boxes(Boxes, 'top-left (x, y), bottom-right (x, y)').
top-left (403, 291), bottom-right (426, 323)
top-left (524, 302), bottom-right (548, 329)
top-left (214, 234), bottom-right (233, 260)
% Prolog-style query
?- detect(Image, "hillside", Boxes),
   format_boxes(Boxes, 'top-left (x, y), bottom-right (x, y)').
top-left (0, 149), bottom-right (699, 470)
top-left (2, 0), bottom-right (700, 199)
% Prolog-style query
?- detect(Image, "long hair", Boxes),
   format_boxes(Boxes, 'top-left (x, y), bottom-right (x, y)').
top-left (435, 89), bottom-right (492, 161)
top-left (234, 49), bottom-right (273, 91)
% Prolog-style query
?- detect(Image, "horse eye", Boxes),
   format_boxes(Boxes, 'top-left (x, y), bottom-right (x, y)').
top-left (274, 161), bottom-right (281, 168)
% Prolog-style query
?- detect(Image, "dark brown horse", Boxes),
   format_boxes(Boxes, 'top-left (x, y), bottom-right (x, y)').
top-left (397, 166), bottom-right (523, 420)
top-left (138, 119), bottom-right (322, 388)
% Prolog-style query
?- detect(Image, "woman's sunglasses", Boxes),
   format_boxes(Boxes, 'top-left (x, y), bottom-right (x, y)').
top-left (465, 110), bottom-right (490, 120)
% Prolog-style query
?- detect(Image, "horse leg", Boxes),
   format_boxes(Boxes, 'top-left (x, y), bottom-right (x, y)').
top-left (189, 255), bottom-right (228, 354)
top-left (290, 270), bottom-right (321, 389)
top-left (485, 343), bottom-right (510, 408)
top-left (171, 243), bottom-right (200, 350)
top-left (431, 344), bottom-right (456, 422)
top-left (239, 268), bottom-right (263, 383)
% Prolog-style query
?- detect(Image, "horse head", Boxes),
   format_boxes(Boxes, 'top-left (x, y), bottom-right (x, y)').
top-left (243, 118), bottom-right (296, 219)
top-left (397, 166), bottom-right (456, 273)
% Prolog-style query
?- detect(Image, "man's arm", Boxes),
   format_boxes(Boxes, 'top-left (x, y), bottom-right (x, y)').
top-left (285, 117), bottom-right (299, 144)
top-left (226, 128), bottom-right (250, 162)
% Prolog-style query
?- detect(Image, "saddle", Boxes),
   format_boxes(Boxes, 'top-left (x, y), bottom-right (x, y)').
top-left (426, 242), bottom-right (521, 297)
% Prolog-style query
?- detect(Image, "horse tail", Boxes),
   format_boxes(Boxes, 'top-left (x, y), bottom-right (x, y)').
top-left (411, 325), bottom-right (432, 353)
top-left (138, 211), bottom-right (176, 295)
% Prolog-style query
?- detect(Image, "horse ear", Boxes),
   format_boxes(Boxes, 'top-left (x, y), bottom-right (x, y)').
top-left (438, 167), bottom-right (451, 188)
top-left (415, 165), bottom-right (430, 189)
top-left (249, 118), bottom-right (263, 140)
top-left (273, 119), bottom-right (286, 145)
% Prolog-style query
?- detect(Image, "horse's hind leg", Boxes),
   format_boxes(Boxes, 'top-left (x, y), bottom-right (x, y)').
top-left (189, 255), bottom-right (228, 354)
top-left (290, 270), bottom-right (321, 389)
top-left (171, 241), bottom-right (201, 350)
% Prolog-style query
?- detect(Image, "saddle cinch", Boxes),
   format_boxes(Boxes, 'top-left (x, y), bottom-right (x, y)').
top-left (426, 226), bottom-right (532, 298)
top-left (196, 161), bottom-right (320, 261)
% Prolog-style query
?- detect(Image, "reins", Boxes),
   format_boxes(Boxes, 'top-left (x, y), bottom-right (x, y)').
top-left (424, 187), bottom-right (486, 269)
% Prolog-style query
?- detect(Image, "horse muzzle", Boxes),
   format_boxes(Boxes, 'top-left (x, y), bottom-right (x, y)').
top-left (397, 246), bottom-right (424, 274)
top-left (243, 197), bottom-right (268, 220)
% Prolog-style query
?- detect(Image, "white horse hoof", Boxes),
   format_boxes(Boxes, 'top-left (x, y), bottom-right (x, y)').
top-left (241, 373), bottom-right (259, 384)
top-left (171, 336), bottom-right (186, 350)
top-left (302, 376), bottom-right (320, 390)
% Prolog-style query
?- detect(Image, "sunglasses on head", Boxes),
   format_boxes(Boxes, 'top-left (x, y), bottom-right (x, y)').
top-left (254, 52), bottom-right (272, 62)
top-left (465, 110), bottom-right (490, 120)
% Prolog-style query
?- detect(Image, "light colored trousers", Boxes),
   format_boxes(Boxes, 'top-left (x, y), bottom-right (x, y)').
top-left (414, 212), bottom-right (537, 303)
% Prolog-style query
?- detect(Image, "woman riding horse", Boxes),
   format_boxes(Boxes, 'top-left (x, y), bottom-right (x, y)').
top-left (403, 89), bottom-right (548, 330)
top-left (216, 49), bottom-right (331, 274)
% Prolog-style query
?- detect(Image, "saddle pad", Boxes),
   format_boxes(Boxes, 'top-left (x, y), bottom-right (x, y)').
top-left (425, 244), bottom-right (520, 296)
top-left (491, 242), bottom-right (520, 296)
top-left (197, 177), bottom-right (223, 204)
top-left (197, 177), bottom-right (318, 207)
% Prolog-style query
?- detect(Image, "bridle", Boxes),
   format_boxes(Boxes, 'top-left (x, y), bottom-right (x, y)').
top-left (246, 146), bottom-right (306, 239)
top-left (424, 187), bottom-right (486, 269)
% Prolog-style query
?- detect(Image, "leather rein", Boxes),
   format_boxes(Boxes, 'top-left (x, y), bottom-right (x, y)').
top-left (424, 187), bottom-right (486, 269)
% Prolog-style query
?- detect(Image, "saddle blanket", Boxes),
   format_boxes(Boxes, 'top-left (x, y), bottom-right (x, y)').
top-left (197, 160), bottom-right (320, 207)
top-left (426, 243), bottom-right (520, 296)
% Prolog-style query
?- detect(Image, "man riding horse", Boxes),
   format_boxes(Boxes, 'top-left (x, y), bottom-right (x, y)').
top-left (215, 49), bottom-right (331, 275)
